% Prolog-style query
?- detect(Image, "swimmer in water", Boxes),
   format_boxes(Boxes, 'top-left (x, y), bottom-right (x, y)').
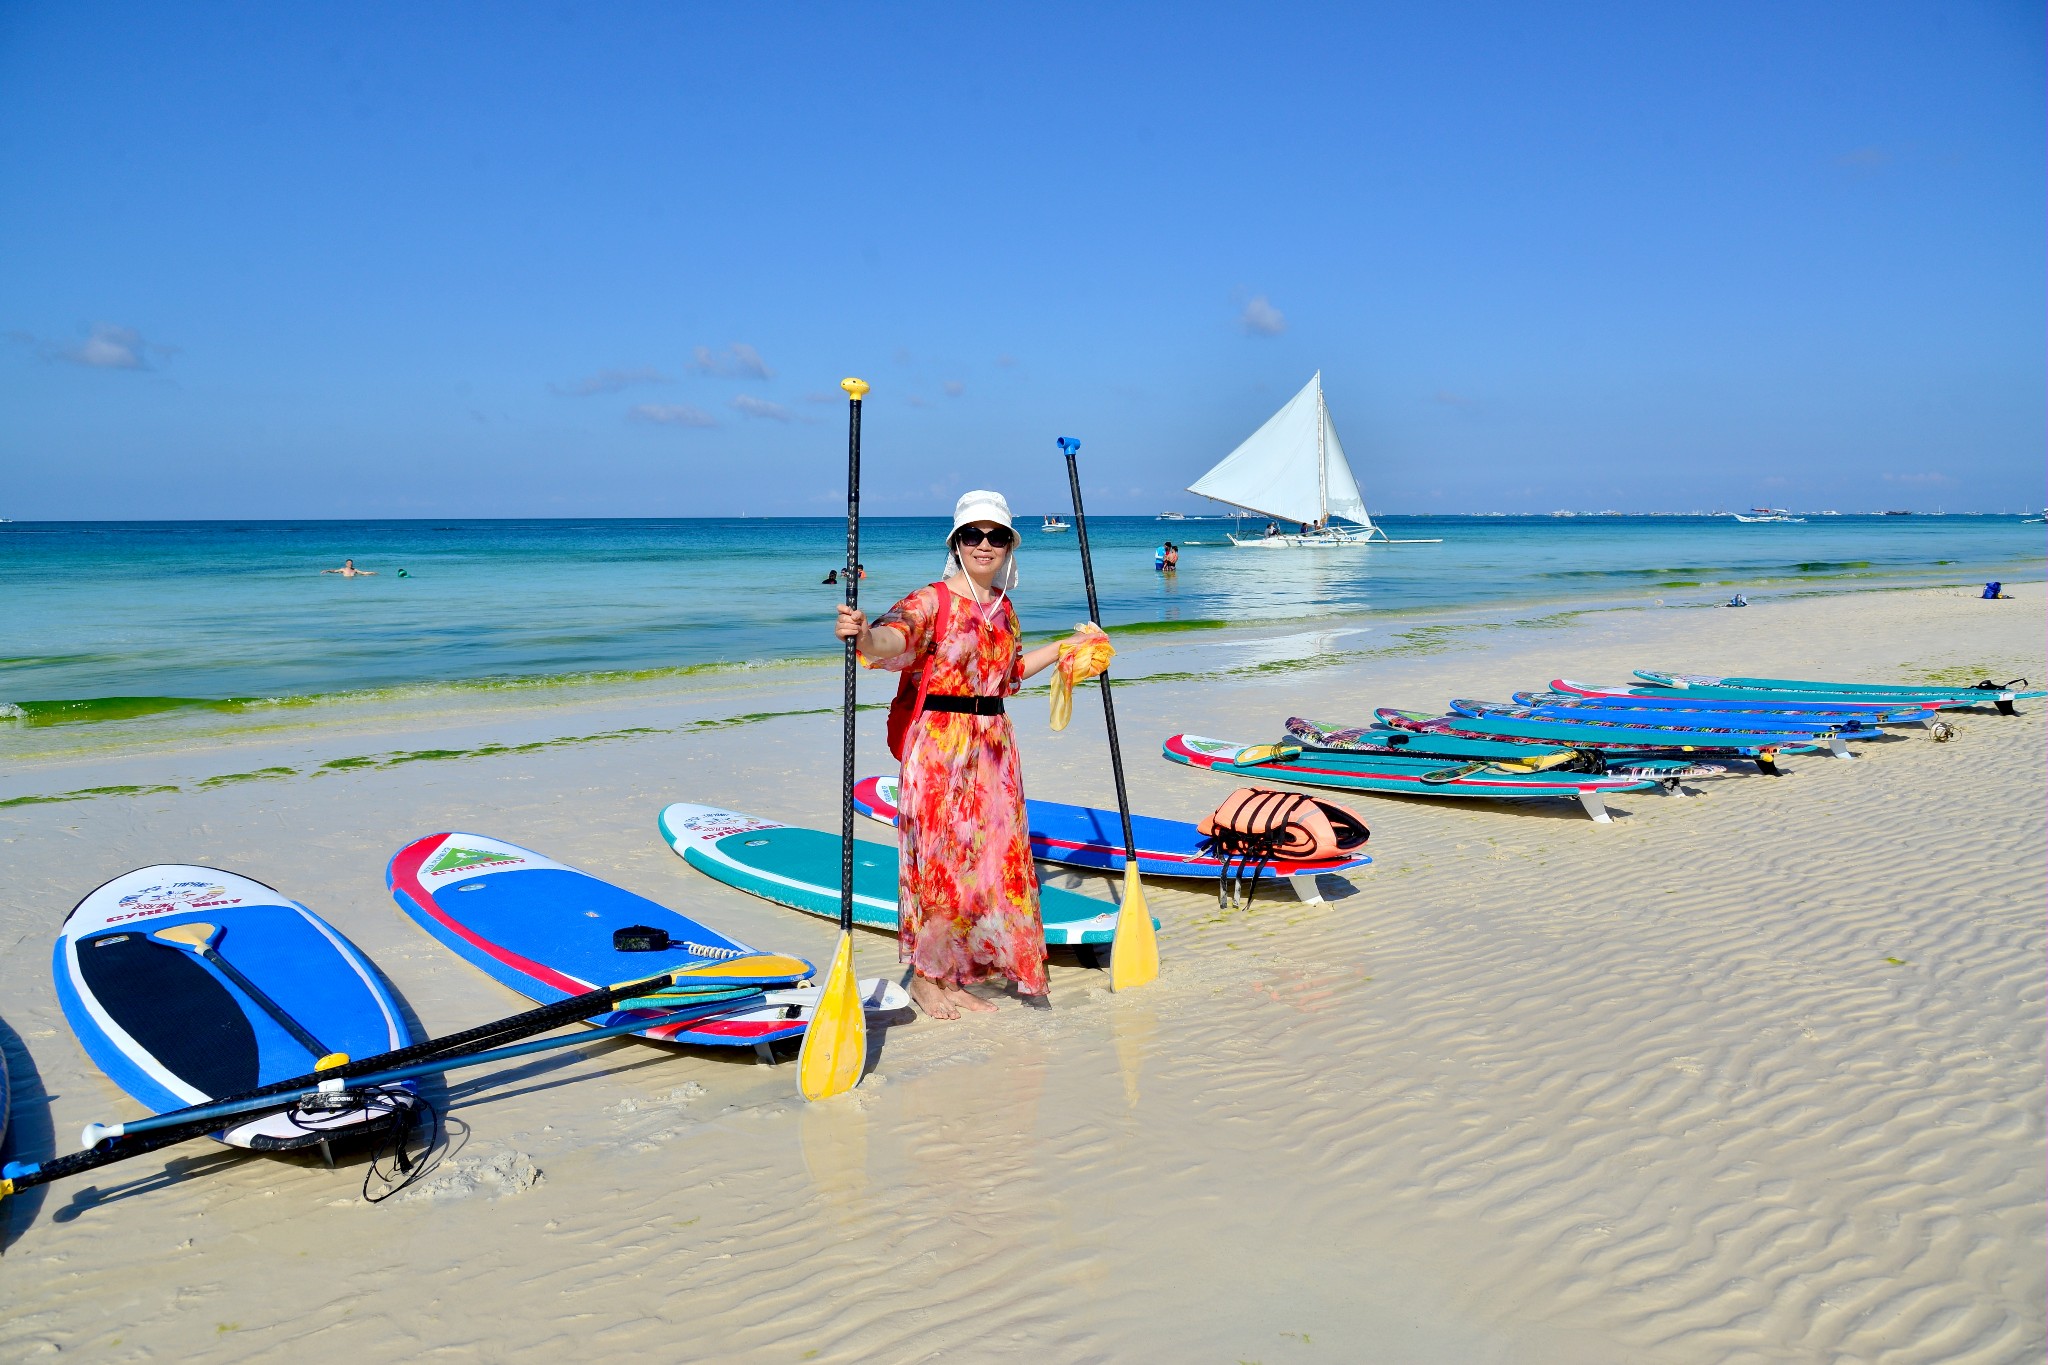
top-left (322, 559), bottom-right (377, 577)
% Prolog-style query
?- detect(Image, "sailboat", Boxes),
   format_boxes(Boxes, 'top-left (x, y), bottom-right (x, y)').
top-left (1186, 372), bottom-right (1440, 547)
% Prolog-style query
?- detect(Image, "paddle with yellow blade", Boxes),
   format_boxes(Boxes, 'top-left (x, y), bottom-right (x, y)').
top-left (1057, 436), bottom-right (1159, 991)
top-left (798, 377), bottom-right (872, 1101)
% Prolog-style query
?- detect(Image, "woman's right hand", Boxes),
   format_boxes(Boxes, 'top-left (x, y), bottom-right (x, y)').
top-left (835, 604), bottom-right (868, 645)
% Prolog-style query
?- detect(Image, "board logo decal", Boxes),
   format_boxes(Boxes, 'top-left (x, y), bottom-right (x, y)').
top-left (425, 846), bottom-right (526, 877)
top-left (676, 810), bottom-right (779, 840)
top-left (111, 881), bottom-right (243, 918)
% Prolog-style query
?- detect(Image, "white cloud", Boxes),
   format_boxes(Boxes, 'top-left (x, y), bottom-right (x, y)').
top-left (692, 343), bottom-right (774, 379)
top-left (1882, 471), bottom-right (1954, 485)
top-left (67, 322), bottom-right (150, 369)
top-left (943, 380), bottom-right (965, 397)
top-left (630, 403), bottom-right (718, 427)
top-left (553, 366), bottom-right (666, 396)
top-left (730, 394), bottom-right (792, 422)
top-left (1238, 295), bottom-right (1286, 336)
top-left (803, 391), bottom-right (838, 404)
top-left (1434, 390), bottom-right (1476, 407)
top-left (995, 354), bottom-right (1017, 367)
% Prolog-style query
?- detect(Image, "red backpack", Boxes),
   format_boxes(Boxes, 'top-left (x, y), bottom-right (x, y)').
top-left (885, 584), bottom-right (953, 761)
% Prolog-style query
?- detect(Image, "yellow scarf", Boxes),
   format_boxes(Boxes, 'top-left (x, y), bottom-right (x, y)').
top-left (1050, 624), bottom-right (1115, 731)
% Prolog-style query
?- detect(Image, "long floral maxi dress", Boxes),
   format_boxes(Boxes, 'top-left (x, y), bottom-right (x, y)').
top-left (864, 583), bottom-right (1048, 994)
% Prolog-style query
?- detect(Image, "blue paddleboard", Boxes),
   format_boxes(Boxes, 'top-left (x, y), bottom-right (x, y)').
top-left (852, 774), bottom-right (1371, 893)
top-left (387, 832), bottom-right (872, 1052)
top-left (54, 865), bottom-right (417, 1152)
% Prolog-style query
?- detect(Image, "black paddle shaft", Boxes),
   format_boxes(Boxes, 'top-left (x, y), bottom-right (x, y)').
top-left (840, 395), bottom-right (862, 933)
top-left (1060, 447), bottom-right (1139, 861)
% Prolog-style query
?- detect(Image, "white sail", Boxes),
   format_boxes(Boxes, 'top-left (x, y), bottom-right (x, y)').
top-left (1319, 401), bottom-right (1372, 531)
top-left (1186, 372), bottom-right (1373, 529)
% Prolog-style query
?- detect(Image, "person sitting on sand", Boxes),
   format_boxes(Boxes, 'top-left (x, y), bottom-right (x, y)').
top-left (1982, 581), bottom-right (2009, 600)
top-left (834, 490), bottom-right (1097, 1021)
top-left (1726, 592), bottom-right (1748, 607)
top-left (321, 559), bottom-right (376, 577)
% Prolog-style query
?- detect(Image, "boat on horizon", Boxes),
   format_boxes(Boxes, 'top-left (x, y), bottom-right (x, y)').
top-left (1040, 515), bottom-right (1071, 532)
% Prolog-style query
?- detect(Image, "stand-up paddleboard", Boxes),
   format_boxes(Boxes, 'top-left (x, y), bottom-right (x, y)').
top-left (1634, 670), bottom-right (2042, 712)
top-left (851, 775), bottom-right (1371, 898)
top-left (1162, 734), bottom-right (1670, 823)
top-left (388, 833), bottom-right (875, 1056)
top-left (1285, 717), bottom-right (1660, 765)
top-left (1546, 680), bottom-right (1936, 721)
top-left (1465, 696), bottom-right (1882, 737)
top-left (658, 804), bottom-right (1150, 945)
top-left (55, 866), bottom-right (417, 1152)
top-left (1379, 708), bottom-right (1842, 760)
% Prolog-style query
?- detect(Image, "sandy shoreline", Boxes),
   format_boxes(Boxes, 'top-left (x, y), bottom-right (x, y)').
top-left (2, 582), bottom-right (2042, 1362)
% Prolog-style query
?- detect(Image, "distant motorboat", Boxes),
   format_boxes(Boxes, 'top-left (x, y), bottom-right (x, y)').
top-left (1186, 372), bottom-right (1442, 547)
top-left (1156, 511), bottom-right (1185, 521)
top-left (1883, 510), bottom-right (1913, 516)
top-left (1040, 515), bottom-right (1071, 532)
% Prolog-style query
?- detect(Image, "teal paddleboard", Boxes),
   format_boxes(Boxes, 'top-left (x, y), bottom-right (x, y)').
top-left (657, 804), bottom-right (1145, 946)
top-left (1634, 670), bottom-right (2041, 710)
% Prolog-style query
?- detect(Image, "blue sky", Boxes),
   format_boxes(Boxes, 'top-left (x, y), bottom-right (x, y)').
top-left (2, 1), bottom-right (2041, 517)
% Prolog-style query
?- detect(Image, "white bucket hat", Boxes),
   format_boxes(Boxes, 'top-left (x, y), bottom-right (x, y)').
top-left (943, 489), bottom-right (1019, 592)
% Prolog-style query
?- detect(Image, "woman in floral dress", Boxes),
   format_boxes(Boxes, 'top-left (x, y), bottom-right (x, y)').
top-left (834, 491), bottom-right (1093, 1020)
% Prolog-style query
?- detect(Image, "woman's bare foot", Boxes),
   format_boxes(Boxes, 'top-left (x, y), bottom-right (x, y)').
top-left (908, 976), bottom-right (959, 1020)
top-left (944, 984), bottom-right (1000, 1013)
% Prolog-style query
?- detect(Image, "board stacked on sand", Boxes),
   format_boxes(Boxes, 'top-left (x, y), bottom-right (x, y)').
top-left (852, 774), bottom-right (1370, 902)
top-left (54, 866), bottom-right (418, 1153)
top-left (1634, 669), bottom-right (2042, 714)
top-left (1543, 680), bottom-right (1939, 723)
top-left (659, 804), bottom-right (1150, 944)
top-left (1457, 696), bottom-right (1885, 737)
top-left (1162, 734), bottom-right (1673, 822)
top-left (388, 833), bottom-right (901, 1059)
top-left (1376, 708), bottom-right (1839, 766)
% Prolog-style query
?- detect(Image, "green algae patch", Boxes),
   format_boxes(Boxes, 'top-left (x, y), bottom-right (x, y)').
top-left (1, 783), bottom-right (182, 808)
top-left (196, 766), bottom-right (298, 788)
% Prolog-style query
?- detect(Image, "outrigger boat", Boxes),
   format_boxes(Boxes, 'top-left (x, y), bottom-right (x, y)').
top-left (1186, 372), bottom-right (1441, 548)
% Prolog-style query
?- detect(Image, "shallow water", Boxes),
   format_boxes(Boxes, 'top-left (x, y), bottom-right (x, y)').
top-left (2, 515), bottom-right (2039, 715)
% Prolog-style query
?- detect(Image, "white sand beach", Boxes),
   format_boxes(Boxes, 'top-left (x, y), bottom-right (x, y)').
top-left (2, 583), bottom-right (2041, 1363)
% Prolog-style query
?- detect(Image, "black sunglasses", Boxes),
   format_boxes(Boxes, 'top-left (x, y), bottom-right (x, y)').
top-left (953, 526), bottom-right (1016, 548)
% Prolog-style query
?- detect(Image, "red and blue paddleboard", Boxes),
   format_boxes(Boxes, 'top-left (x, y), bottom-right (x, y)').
top-left (387, 833), bottom-right (884, 1057)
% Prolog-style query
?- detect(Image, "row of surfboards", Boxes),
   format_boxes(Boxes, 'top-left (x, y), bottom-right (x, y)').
top-left (1159, 669), bottom-right (2039, 822)
top-left (3, 789), bottom-right (1373, 1194)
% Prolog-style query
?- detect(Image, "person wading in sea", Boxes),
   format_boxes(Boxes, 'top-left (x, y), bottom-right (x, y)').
top-left (833, 490), bottom-right (1096, 1020)
top-left (321, 558), bottom-right (377, 577)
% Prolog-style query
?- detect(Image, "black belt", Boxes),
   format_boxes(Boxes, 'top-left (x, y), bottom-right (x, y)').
top-left (923, 695), bottom-right (1005, 716)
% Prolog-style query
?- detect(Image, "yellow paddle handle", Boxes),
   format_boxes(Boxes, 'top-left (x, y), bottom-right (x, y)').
top-left (840, 377), bottom-right (869, 401)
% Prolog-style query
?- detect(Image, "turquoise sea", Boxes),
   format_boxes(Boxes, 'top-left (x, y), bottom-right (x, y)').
top-left (2, 515), bottom-right (2041, 725)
